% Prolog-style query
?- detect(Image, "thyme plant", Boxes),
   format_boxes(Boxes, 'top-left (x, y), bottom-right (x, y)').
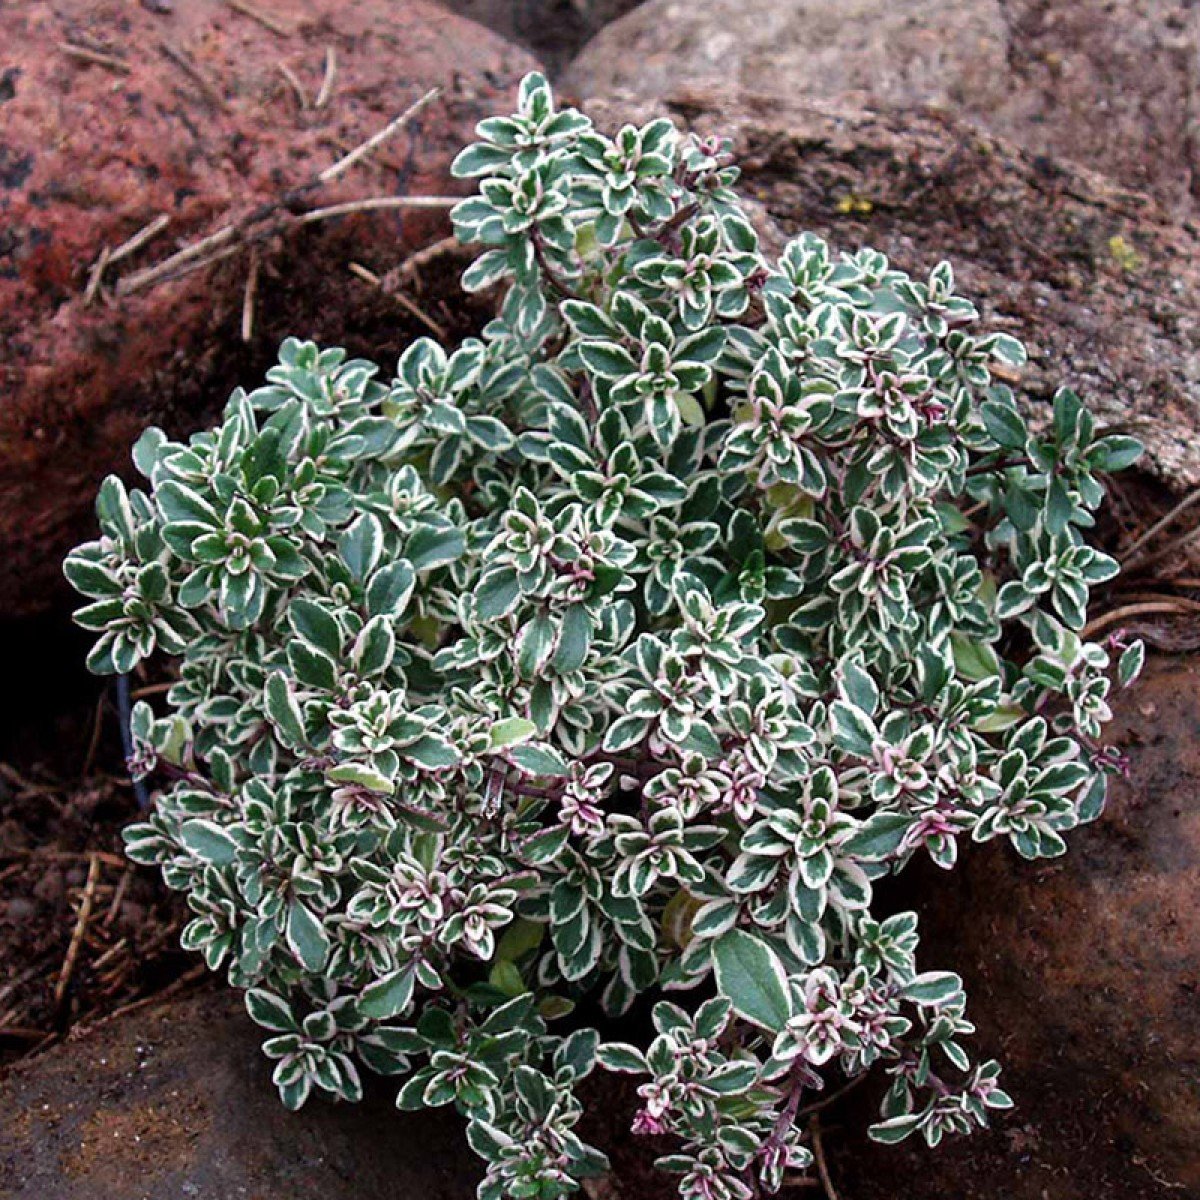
top-left (66, 74), bottom-right (1143, 1200)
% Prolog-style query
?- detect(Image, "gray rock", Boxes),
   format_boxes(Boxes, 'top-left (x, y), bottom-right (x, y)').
top-left (0, 990), bottom-right (481, 1199)
top-left (566, 0), bottom-right (1011, 117)
top-left (564, 0), bottom-right (1200, 212)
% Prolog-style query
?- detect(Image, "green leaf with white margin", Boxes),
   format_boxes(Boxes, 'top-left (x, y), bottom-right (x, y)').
top-left (553, 604), bottom-right (592, 673)
top-left (352, 615), bottom-right (395, 677)
top-left (843, 812), bottom-right (912, 861)
top-left (245, 988), bottom-right (297, 1032)
top-left (979, 400), bottom-right (1027, 451)
top-left (603, 713), bottom-right (650, 753)
top-left (868, 1114), bottom-right (923, 1145)
top-left (405, 735), bottom-right (460, 770)
top-left (475, 567), bottom-right (521, 621)
top-left (830, 700), bottom-right (877, 758)
top-left (264, 671), bottom-right (306, 748)
top-left (406, 525), bottom-right (465, 572)
top-left (578, 341), bottom-right (637, 379)
top-left (179, 819), bottom-right (238, 866)
top-left (287, 900), bottom-right (330, 972)
top-left (327, 761), bottom-right (395, 794)
top-left (1118, 640), bottom-right (1145, 687)
top-left (839, 656), bottom-right (879, 716)
top-left (508, 742), bottom-right (569, 777)
top-left (900, 971), bottom-right (963, 1006)
top-left (595, 1043), bottom-right (649, 1074)
top-left (712, 929), bottom-right (792, 1033)
top-left (289, 598), bottom-right (342, 658)
top-left (489, 717), bottom-right (537, 749)
top-left (366, 560), bottom-right (416, 618)
top-left (995, 581), bottom-right (1035, 621)
top-left (359, 966), bottom-right (416, 1019)
top-left (517, 611), bottom-right (556, 677)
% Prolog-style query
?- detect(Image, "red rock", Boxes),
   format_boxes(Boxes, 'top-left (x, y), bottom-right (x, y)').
top-left (0, 0), bottom-right (539, 619)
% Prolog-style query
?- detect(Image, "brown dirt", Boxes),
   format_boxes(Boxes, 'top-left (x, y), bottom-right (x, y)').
top-left (0, 664), bottom-right (190, 1066)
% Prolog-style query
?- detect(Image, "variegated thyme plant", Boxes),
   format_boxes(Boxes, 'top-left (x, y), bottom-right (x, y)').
top-left (66, 74), bottom-right (1144, 1200)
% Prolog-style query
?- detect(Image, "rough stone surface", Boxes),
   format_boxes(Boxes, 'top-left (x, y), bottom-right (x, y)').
top-left (583, 92), bottom-right (1200, 491)
top-left (0, 0), bottom-right (539, 621)
top-left (0, 989), bottom-right (482, 1199)
top-left (994, 0), bottom-right (1200, 210)
top-left (566, 0), bottom-right (1012, 120)
top-left (564, 0), bottom-right (1200, 210)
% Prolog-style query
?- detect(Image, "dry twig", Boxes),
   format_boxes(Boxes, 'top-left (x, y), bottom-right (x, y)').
top-left (81, 690), bottom-right (108, 777)
top-left (349, 261), bottom-right (448, 340)
top-left (90, 939), bottom-right (129, 973)
top-left (1124, 522), bottom-right (1200, 576)
top-left (0, 1026), bottom-right (46, 1041)
top-left (297, 195), bottom-right (458, 224)
top-left (277, 61), bottom-right (308, 110)
top-left (394, 234), bottom-right (463, 279)
top-left (242, 250), bottom-right (261, 343)
top-left (315, 45), bottom-right (337, 109)
top-left (54, 855), bottom-right (102, 1009)
top-left (0, 961), bottom-right (49, 1010)
top-left (0, 762), bottom-right (60, 799)
top-left (319, 88), bottom-right (438, 184)
top-left (809, 1116), bottom-right (841, 1200)
top-left (77, 963), bottom-right (208, 1033)
top-left (0, 847), bottom-right (126, 870)
top-left (83, 215), bottom-right (172, 303)
top-left (59, 42), bottom-right (131, 74)
top-left (83, 245), bottom-right (111, 307)
top-left (1080, 600), bottom-right (1194, 639)
top-left (160, 40), bottom-right (229, 112)
top-left (114, 87), bottom-right (444, 297)
top-left (118, 228), bottom-right (241, 294)
top-left (224, 0), bottom-right (293, 36)
top-left (103, 868), bottom-right (134, 929)
top-left (1119, 486), bottom-right (1200, 564)
top-left (131, 681), bottom-right (175, 699)
top-left (108, 214), bottom-right (172, 265)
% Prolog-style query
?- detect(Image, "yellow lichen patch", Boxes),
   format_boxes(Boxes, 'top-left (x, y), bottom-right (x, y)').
top-left (1107, 234), bottom-right (1142, 274)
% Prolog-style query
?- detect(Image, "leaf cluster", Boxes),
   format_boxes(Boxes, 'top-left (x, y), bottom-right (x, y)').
top-left (66, 73), bottom-right (1142, 1200)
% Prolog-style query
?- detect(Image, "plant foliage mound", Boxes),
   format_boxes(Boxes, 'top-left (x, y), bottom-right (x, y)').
top-left (66, 74), bottom-right (1144, 1200)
